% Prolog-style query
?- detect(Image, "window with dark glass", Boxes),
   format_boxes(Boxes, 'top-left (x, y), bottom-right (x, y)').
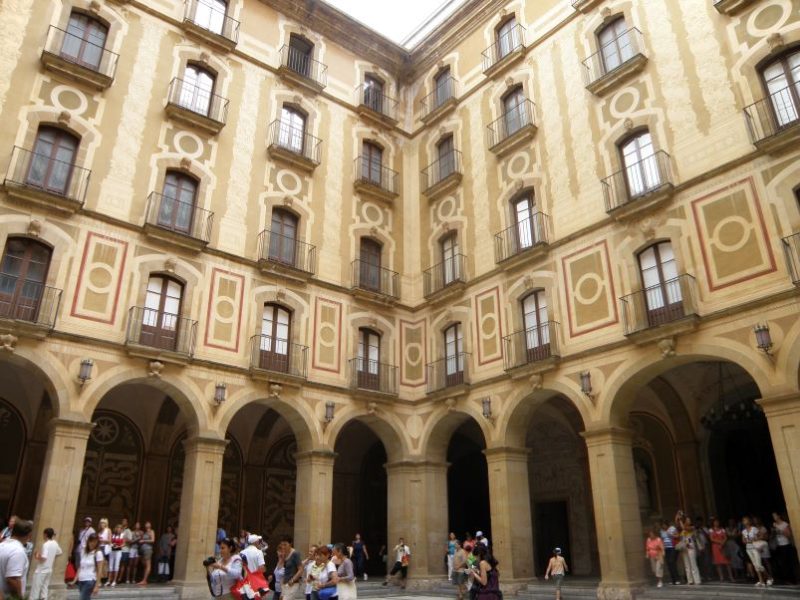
top-left (437, 135), bottom-right (455, 180)
top-left (278, 106), bottom-right (306, 155)
top-left (0, 238), bottom-right (52, 322)
top-left (361, 141), bottom-right (383, 186)
top-left (441, 233), bottom-right (460, 285)
top-left (359, 238), bottom-right (382, 291)
top-left (179, 64), bottom-right (215, 116)
top-left (259, 303), bottom-right (291, 372)
top-left (434, 67), bottom-right (452, 108)
top-left (364, 75), bottom-right (384, 113)
top-left (194, 0), bottom-right (227, 35)
top-left (512, 192), bottom-right (537, 250)
top-left (269, 208), bottom-right (298, 266)
top-left (496, 17), bottom-right (519, 60)
top-left (502, 86), bottom-right (527, 136)
top-left (288, 34), bottom-right (313, 77)
top-left (357, 327), bottom-right (381, 389)
top-left (159, 171), bottom-right (198, 235)
top-left (620, 131), bottom-right (660, 198)
top-left (444, 323), bottom-right (464, 385)
top-left (760, 49), bottom-right (800, 128)
top-left (141, 275), bottom-right (183, 350)
top-left (61, 11), bottom-right (108, 71)
top-left (638, 241), bottom-right (682, 327)
top-left (522, 290), bottom-right (549, 361)
top-left (598, 17), bottom-right (634, 74)
top-left (27, 126), bottom-right (79, 195)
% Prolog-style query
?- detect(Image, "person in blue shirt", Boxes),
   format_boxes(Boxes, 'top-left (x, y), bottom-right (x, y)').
top-left (447, 533), bottom-right (457, 582)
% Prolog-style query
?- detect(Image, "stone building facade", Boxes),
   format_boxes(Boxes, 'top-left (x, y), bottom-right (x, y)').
top-left (0, 0), bottom-right (799, 598)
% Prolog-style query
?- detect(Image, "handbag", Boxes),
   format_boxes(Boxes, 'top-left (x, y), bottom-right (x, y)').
top-left (674, 539), bottom-right (686, 551)
top-left (401, 553), bottom-right (410, 566)
top-left (318, 586), bottom-right (337, 600)
top-left (65, 561), bottom-right (77, 583)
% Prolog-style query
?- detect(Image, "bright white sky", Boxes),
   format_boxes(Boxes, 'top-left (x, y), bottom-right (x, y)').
top-left (323, 0), bottom-right (468, 47)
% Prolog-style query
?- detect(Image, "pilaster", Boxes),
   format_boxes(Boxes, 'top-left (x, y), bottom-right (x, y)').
top-left (294, 449), bottom-right (336, 552)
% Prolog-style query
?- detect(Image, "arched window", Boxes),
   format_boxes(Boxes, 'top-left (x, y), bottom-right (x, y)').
top-left (437, 135), bottom-right (455, 180)
top-left (61, 11), bottom-right (108, 71)
top-left (0, 237), bottom-right (52, 322)
top-left (361, 141), bottom-right (383, 185)
top-left (638, 241), bottom-right (682, 327)
top-left (434, 67), bottom-right (453, 108)
top-left (27, 126), bottom-right (79, 195)
top-left (269, 208), bottom-right (299, 266)
top-left (364, 75), bottom-right (385, 113)
top-left (521, 290), bottom-right (550, 361)
top-left (193, 0), bottom-right (227, 35)
top-left (356, 327), bottom-right (381, 390)
top-left (278, 105), bottom-right (307, 155)
top-left (760, 48), bottom-right (800, 128)
top-left (511, 191), bottom-right (539, 250)
top-left (440, 233), bottom-right (460, 285)
top-left (502, 86), bottom-right (527, 136)
top-left (159, 171), bottom-right (198, 234)
top-left (259, 303), bottom-right (291, 372)
top-left (444, 322), bottom-right (464, 386)
top-left (496, 17), bottom-right (520, 60)
top-left (141, 275), bottom-right (184, 350)
top-left (288, 33), bottom-right (314, 77)
top-left (179, 64), bottom-right (215, 116)
top-left (598, 17), bottom-right (633, 74)
top-left (359, 237), bottom-right (382, 291)
top-left (619, 130), bottom-right (660, 198)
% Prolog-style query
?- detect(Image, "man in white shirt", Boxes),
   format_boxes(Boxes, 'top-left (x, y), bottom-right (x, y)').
top-left (0, 519), bottom-right (33, 599)
top-left (29, 527), bottom-right (62, 600)
top-left (383, 537), bottom-right (410, 589)
top-left (74, 517), bottom-right (95, 566)
top-left (240, 534), bottom-right (266, 575)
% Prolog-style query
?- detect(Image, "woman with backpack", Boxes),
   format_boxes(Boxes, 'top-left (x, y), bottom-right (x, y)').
top-left (206, 538), bottom-right (244, 599)
top-left (468, 544), bottom-right (500, 600)
top-left (70, 533), bottom-right (103, 600)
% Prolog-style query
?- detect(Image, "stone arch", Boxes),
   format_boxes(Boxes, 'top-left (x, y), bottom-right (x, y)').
top-left (0, 347), bottom-right (72, 421)
top-left (326, 410), bottom-right (408, 463)
top-left (500, 384), bottom-right (591, 448)
top-left (420, 407), bottom-right (489, 463)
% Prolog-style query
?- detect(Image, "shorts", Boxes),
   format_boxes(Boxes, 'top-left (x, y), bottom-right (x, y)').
top-left (389, 561), bottom-right (407, 578)
top-left (552, 574), bottom-right (564, 590)
top-left (452, 571), bottom-right (468, 585)
top-left (140, 544), bottom-right (153, 560)
top-left (129, 547), bottom-right (139, 559)
top-left (121, 551), bottom-right (130, 564)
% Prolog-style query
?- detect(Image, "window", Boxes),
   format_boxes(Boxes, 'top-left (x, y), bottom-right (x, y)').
top-left (434, 67), bottom-right (452, 108)
top-left (193, 0), bottom-right (227, 35)
top-left (441, 234), bottom-right (460, 285)
top-left (0, 238), bottom-right (52, 322)
top-left (259, 303), bottom-right (291, 372)
top-left (512, 192), bottom-right (538, 250)
top-left (761, 49), bottom-right (800, 128)
top-left (364, 75), bottom-right (384, 113)
top-left (141, 275), bottom-right (183, 350)
top-left (522, 290), bottom-right (550, 361)
top-left (269, 208), bottom-right (298, 266)
top-left (357, 327), bottom-right (381, 390)
top-left (288, 34), bottom-right (313, 77)
top-left (502, 86), bottom-right (527, 136)
top-left (598, 17), bottom-right (634, 74)
top-left (444, 323), bottom-right (464, 386)
top-left (361, 142), bottom-right (383, 186)
top-left (496, 17), bottom-right (520, 60)
top-left (620, 131), bottom-right (660, 198)
top-left (359, 238), bottom-right (382, 291)
top-left (61, 11), bottom-right (108, 71)
top-left (159, 171), bottom-right (198, 235)
top-left (638, 241), bottom-right (682, 327)
top-left (27, 126), bottom-right (79, 195)
top-left (179, 64), bottom-right (215, 116)
top-left (437, 135), bottom-right (456, 181)
top-left (278, 106), bottom-right (306, 155)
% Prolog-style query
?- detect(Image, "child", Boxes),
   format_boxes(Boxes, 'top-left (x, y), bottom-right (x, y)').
top-left (544, 547), bottom-right (568, 600)
top-left (645, 529), bottom-right (665, 587)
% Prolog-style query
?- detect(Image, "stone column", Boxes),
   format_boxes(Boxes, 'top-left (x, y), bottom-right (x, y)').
top-left (484, 446), bottom-right (534, 587)
top-left (172, 435), bottom-right (227, 598)
top-left (293, 449), bottom-right (336, 552)
top-left (582, 427), bottom-right (645, 600)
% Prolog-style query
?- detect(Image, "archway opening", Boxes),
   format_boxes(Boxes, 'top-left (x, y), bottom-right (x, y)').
top-left (447, 418), bottom-right (489, 542)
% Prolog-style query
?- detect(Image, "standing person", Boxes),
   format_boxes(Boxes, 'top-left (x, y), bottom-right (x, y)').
top-left (74, 518), bottom-right (95, 568)
top-left (137, 521), bottom-right (155, 586)
top-left (645, 530), bottom-right (664, 588)
top-left (308, 545), bottom-right (338, 600)
top-left (544, 547), bottom-right (568, 600)
top-left (350, 534), bottom-right (369, 582)
top-left (709, 519), bottom-right (733, 583)
top-left (302, 545), bottom-right (319, 600)
top-left (205, 538), bottom-right (243, 600)
top-left (463, 533), bottom-right (474, 554)
top-left (29, 527), bottom-right (63, 600)
top-left (0, 519), bottom-right (33, 599)
top-left (771, 512), bottom-right (796, 584)
top-left (742, 515), bottom-right (772, 587)
top-left (242, 534), bottom-right (266, 576)
top-left (127, 521), bottom-right (142, 584)
top-left (118, 518), bottom-right (132, 585)
top-left (469, 544), bottom-right (500, 600)
top-left (271, 545), bottom-right (286, 600)
top-left (659, 520), bottom-right (680, 585)
top-left (96, 518), bottom-right (111, 583)
top-left (446, 533), bottom-right (457, 582)
top-left (754, 516), bottom-right (775, 581)
top-left (105, 524), bottom-right (124, 587)
top-left (215, 526), bottom-right (227, 556)
top-left (693, 517), bottom-right (711, 580)
top-left (452, 539), bottom-right (468, 600)
top-left (724, 518), bottom-right (744, 579)
top-left (333, 544), bottom-right (356, 600)
top-left (382, 538), bottom-right (410, 589)
top-left (677, 516), bottom-right (701, 585)
top-left (0, 516), bottom-right (16, 541)
top-left (70, 533), bottom-right (103, 600)
top-left (281, 536), bottom-right (303, 600)
top-left (475, 531), bottom-right (489, 548)
top-left (157, 526), bottom-right (176, 582)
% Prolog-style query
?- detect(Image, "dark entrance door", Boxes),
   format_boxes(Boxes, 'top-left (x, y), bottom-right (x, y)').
top-left (535, 500), bottom-right (570, 577)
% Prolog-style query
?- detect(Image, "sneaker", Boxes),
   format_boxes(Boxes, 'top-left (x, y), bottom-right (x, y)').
top-left (657, 582), bottom-right (663, 588)
top-left (756, 582), bottom-right (765, 587)
top-left (364, 574), bottom-right (368, 581)
top-left (111, 582), bottom-right (116, 588)
top-left (767, 579), bottom-right (773, 586)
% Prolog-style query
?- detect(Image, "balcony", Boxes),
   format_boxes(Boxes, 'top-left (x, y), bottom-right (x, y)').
top-left (143, 192), bottom-right (213, 251)
top-left (257, 229), bottom-right (316, 282)
top-left (277, 45), bottom-right (327, 93)
top-left (421, 150), bottom-right (463, 200)
top-left (620, 274), bottom-right (699, 341)
top-left (182, 0), bottom-right (239, 52)
top-left (348, 358), bottom-right (398, 397)
top-left (713, 0), bottom-right (758, 15)
top-left (355, 84), bottom-right (398, 126)
top-left (602, 151), bottom-right (674, 219)
top-left (482, 24), bottom-right (526, 78)
top-left (249, 334), bottom-right (308, 385)
top-left (0, 275), bottom-right (61, 339)
top-left (572, 0), bottom-right (605, 12)
top-left (3, 146), bottom-right (90, 214)
top-left (353, 157), bottom-right (399, 202)
top-left (350, 260), bottom-right (399, 304)
top-left (266, 120), bottom-right (322, 173)
top-left (125, 306), bottom-right (197, 363)
top-left (783, 233), bottom-right (800, 285)
top-left (583, 28), bottom-right (648, 96)
top-left (487, 99), bottom-right (537, 157)
top-left (502, 322), bottom-right (561, 375)
top-left (40, 26), bottom-right (118, 90)
top-left (165, 78), bottom-right (228, 135)
top-left (494, 212), bottom-right (551, 269)
top-left (427, 353), bottom-right (470, 396)
top-left (744, 88), bottom-right (800, 154)
top-left (423, 254), bottom-right (467, 302)
top-left (421, 76), bottom-right (458, 125)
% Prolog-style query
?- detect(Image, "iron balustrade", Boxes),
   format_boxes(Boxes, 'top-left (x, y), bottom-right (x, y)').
top-left (126, 306), bottom-right (197, 355)
top-left (184, 0), bottom-right (240, 44)
top-left (0, 275), bottom-right (61, 329)
top-left (354, 156), bottom-right (399, 195)
top-left (602, 150), bottom-right (673, 212)
top-left (783, 232), bottom-right (800, 285)
top-left (420, 150), bottom-right (462, 192)
top-left (482, 23), bottom-right (526, 72)
top-left (421, 76), bottom-right (457, 118)
top-left (249, 334), bottom-right (308, 379)
top-left (4, 146), bottom-right (91, 204)
top-left (582, 27), bottom-right (645, 86)
top-left (427, 353), bottom-right (470, 394)
top-left (502, 321), bottom-right (560, 371)
top-left (744, 86), bottom-right (800, 145)
top-left (487, 99), bottom-right (536, 148)
top-left (267, 119), bottom-right (322, 165)
top-left (351, 260), bottom-right (400, 299)
top-left (43, 25), bottom-right (119, 79)
top-left (279, 44), bottom-right (328, 89)
top-left (145, 192), bottom-right (214, 243)
top-left (423, 254), bottom-right (467, 297)
top-left (356, 84), bottom-right (397, 120)
top-left (257, 229), bottom-right (317, 275)
top-left (348, 358), bottom-right (397, 395)
top-left (620, 274), bottom-right (698, 335)
top-left (167, 77), bottom-right (229, 124)
top-left (494, 212), bottom-right (550, 263)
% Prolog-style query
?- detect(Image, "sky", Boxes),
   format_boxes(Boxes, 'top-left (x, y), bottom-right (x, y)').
top-left (322, 0), bottom-right (468, 47)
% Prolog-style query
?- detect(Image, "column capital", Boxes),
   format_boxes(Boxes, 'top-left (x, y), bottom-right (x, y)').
top-left (182, 435), bottom-right (228, 455)
top-left (482, 446), bottom-right (531, 461)
top-left (384, 459), bottom-right (449, 473)
top-left (294, 449), bottom-right (337, 464)
top-left (47, 416), bottom-right (94, 439)
top-left (757, 392), bottom-right (800, 417)
top-left (581, 425), bottom-right (633, 446)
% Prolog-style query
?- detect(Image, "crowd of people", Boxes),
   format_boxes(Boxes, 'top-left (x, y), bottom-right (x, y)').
top-left (644, 511), bottom-right (798, 588)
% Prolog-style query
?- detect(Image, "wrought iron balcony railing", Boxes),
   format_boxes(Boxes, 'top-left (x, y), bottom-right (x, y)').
top-left (167, 77), bottom-right (229, 124)
top-left (354, 156), bottom-right (399, 196)
top-left (183, 0), bottom-right (240, 44)
top-left (582, 27), bottom-right (646, 86)
top-left (0, 275), bottom-right (61, 330)
top-left (494, 212), bottom-right (550, 263)
top-left (427, 353), bottom-right (470, 394)
top-left (602, 150), bottom-right (673, 212)
top-left (487, 99), bottom-right (536, 148)
top-left (421, 76), bottom-right (457, 119)
top-left (356, 84), bottom-right (397, 121)
top-left (620, 274), bottom-right (698, 335)
top-left (257, 229), bottom-right (317, 275)
top-left (420, 150), bottom-right (462, 193)
top-left (267, 120), bottom-right (322, 165)
top-left (42, 25), bottom-right (119, 80)
top-left (744, 86), bottom-right (800, 145)
top-left (502, 322), bottom-right (560, 371)
top-left (423, 254), bottom-right (467, 298)
top-left (144, 192), bottom-right (213, 243)
top-left (126, 306), bottom-right (197, 355)
top-left (783, 232), bottom-right (800, 285)
top-left (348, 358), bottom-right (397, 395)
top-left (279, 45), bottom-right (328, 89)
top-left (4, 146), bottom-right (91, 205)
top-left (482, 23), bottom-right (526, 73)
top-left (351, 260), bottom-right (400, 299)
top-left (249, 334), bottom-right (308, 379)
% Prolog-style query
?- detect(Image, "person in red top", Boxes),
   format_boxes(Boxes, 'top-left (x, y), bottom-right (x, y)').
top-left (645, 530), bottom-right (664, 588)
top-left (106, 524), bottom-right (124, 587)
top-left (709, 518), bottom-right (733, 583)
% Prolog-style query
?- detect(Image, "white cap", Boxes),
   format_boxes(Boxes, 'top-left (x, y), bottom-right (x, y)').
top-left (476, 531), bottom-right (483, 537)
top-left (247, 534), bottom-right (262, 545)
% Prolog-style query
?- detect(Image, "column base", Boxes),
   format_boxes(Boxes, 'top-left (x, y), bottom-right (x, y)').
top-left (499, 578), bottom-right (535, 594)
top-left (174, 579), bottom-right (211, 599)
top-left (403, 575), bottom-right (441, 591)
top-left (597, 580), bottom-right (645, 600)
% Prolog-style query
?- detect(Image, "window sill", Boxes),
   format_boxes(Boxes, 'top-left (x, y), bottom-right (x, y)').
top-left (585, 53), bottom-right (648, 97)
top-left (483, 45), bottom-right (526, 79)
top-left (752, 121), bottom-right (800, 156)
top-left (505, 353), bottom-right (560, 378)
top-left (422, 172), bottom-right (462, 201)
top-left (496, 241), bottom-right (550, 271)
top-left (426, 381), bottom-right (470, 401)
top-left (125, 342), bottom-right (193, 365)
top-left (713, 0), bottom-right (758, 15)
top-left (267, 143), bottom-right (319, 174)
top-left (258, 257), bottom-right (314, 283)
top-left (350, 285), bottom-right (399, 306)
top-left (353, 178), bottom-right (399, 203)
top-left (0, 318), bottom-right (54, 341)
top-left (249, 366), bottom-right (306, 387)
top-left (40, 51), bottom-right (113, 91)
top-left (143, 223), bottom-right (209, 253)
top-left (489, 123), bottom-right (538, 158)
top-left (2, 181), bottom-right (83, 215)
top-left (572, 0), bottom-right (605, 13)
top-left (420, 97), bottom-right (458, 126)
top-left (424, 279), bottom-right (467, 304)
top-left (606, 183), bottom-right (675, 221)
top-left (165, 102), bottom-right (225, 135)
top-left (624, 314), bottom-right (699, 344)
top-left (356, 103), bottom-right (397, 128)
top-left (181, 20), bottom-right (237, 53)
top-left (277, 65), bottom-right (326, 94)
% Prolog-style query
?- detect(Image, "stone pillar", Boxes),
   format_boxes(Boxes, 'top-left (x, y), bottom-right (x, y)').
top-left (293, 449), bottom-right (336, 552)
top-left (484, 446), bottom-right (534, 587)
top-left (172, 435), bottom-right (227, 598)
top-left (582, 427), bottom-right (645, 600)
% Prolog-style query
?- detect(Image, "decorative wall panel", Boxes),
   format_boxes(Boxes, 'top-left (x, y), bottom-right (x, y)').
top-left (474, 286), bottom-right (503, 366)
top-left (70, 232), bottom-right (128, 324)
top-left (562, 241), bottom-right (618, 337)
top-left (203, 268), bottom-right (245, 352)
top-left (312, 297), bottom-right (342, 373)
top-left (400, 319), bottom-right (426, 387)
